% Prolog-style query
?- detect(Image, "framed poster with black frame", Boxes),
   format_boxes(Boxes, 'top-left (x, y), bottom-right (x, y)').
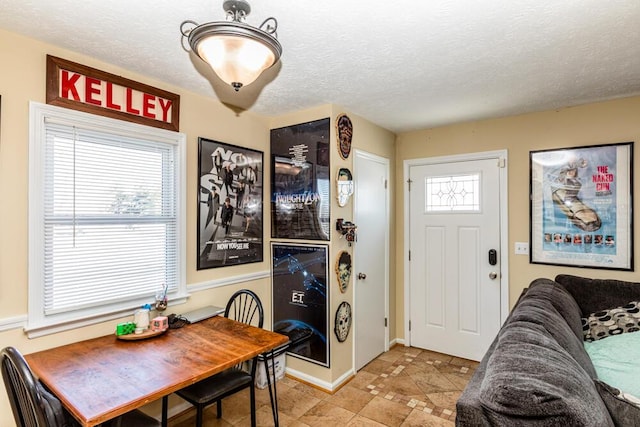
top-left (530, 141), bottom-right (633, 270)
top-left (270, 118), bottom-right (330, 240)
top-left (197, 138), bottom-right (263, 269)
top-left (271, 242), bottom-right (330, 367)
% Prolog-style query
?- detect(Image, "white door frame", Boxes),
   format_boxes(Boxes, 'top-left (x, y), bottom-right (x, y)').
top-left (353, 149), bottom-right (390, 369)
top-left (403, 149), bottom-right (509, 347)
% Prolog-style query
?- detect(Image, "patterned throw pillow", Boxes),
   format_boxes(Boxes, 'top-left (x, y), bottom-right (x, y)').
top-left (581, 301), bottom-right (640, 341)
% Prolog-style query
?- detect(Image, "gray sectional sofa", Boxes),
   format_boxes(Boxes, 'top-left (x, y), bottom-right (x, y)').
top-left (456, 275), bottom-right (640, 426)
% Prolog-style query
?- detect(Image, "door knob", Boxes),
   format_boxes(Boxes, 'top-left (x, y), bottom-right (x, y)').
top-left (489, 272), bottom-right (498, 280)
top-left (357, 273), bottom-right (367, 280)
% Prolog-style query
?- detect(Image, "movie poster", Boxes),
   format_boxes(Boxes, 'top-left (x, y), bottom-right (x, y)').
top-left (197, 138), bottom-right (263, 269)
top-left (270, 118), bottom-right (330, 240)
top-left (530, 142), bottom-right (633, 270)
top-left (271, 243), bottom-right (329, 367)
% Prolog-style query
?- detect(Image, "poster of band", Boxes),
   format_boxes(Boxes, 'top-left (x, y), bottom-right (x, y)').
top-left (197, 138), bottom-right (263, 269)
top-left (270, 118), bottom-right (330, 240)
top-left (530, 142), bottom-right (633, 270)
top-left (272, 243), bottom-right (329, 367)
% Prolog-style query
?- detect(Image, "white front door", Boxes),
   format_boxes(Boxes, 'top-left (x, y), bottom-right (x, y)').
top-left (408, 155), bottom-right (504, 361)
top-left (354, 150), bottom-right (389, 370)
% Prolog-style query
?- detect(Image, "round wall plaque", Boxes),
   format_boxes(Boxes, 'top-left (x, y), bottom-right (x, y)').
top-left (334, 301), bottom-right (352, 343)
top-left (336, 114), bottom-right (352, 160)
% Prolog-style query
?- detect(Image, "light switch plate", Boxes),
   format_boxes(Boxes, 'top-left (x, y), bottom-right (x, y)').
top-left (515, 242), bottom-right (529, 255)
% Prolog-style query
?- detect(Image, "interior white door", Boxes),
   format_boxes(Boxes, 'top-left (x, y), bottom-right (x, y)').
top-left (354, 151), bottom-right (389, 370)
top-left (409, 158), bottom-right (501, 361)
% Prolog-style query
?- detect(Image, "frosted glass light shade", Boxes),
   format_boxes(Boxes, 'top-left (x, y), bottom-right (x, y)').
top-left (197, 35), bottom-right (276, 88)
top-left (188, 21), bottom-right (282, 90)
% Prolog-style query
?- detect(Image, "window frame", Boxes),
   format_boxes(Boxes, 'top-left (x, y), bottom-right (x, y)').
top-left (27, 102), bottom-right (187, 337)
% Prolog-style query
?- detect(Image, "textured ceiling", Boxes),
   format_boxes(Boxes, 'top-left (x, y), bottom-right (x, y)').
top-left (1, 0), bottom-right (640, 133)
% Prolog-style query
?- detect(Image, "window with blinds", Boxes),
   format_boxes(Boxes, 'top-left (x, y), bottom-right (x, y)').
top-left (28, 103), bottom-right (186, 335)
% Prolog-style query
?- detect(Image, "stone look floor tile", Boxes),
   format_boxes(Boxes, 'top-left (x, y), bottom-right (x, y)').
top-left (324, 384), bottom-right (375, 413)
top-left (347, 370), bottom-right (379, 389)
top-left (169, 346), bottom-right (469, 427)
top-left (346, 415), bottom-right (388, 426)
top-left (400, 409), bottom-right (455, 426)
top-left (297, 400), bottom-right (357, 426)
top-left (358, 396), bottom-right (414, 427)
top-left (426, 391), bottom-right (462, 409)
top-left (292, 381), bottom-right (332, 400)
top-left (276, 385), bottom-right (322, 419)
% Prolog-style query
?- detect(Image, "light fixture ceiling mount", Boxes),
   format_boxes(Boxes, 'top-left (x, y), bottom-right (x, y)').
top-left (180, 0), bottom-right (282, 91)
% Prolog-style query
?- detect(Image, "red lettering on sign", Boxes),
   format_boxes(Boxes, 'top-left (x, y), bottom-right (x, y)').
top-left (61, 70), bottom-right (81, 101)
top-left (142, 93), bottom-right (156, 119)
top-left (159, 99), bottom-right (172, 123)
top-left (85, 77), bottom-right (102, 106)
top-left (105, 82), bottom-right (121, 110)
top-left (125, 88), bottom-right (140, 115)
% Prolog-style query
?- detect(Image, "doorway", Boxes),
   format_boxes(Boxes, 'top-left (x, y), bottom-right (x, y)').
top-left (404, 150), bottom-right (508, 361)
top-left (354, 150), bottom-right (389, 370)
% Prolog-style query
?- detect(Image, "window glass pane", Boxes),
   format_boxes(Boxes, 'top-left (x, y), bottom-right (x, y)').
top-left (425, 174), bottom-right (480, 212)
top-left (38, 115), bottom-right (180, 318)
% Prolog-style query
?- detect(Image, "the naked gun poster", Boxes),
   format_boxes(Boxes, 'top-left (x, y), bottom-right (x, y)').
top-left (530, 142), bottom-right (633, 270)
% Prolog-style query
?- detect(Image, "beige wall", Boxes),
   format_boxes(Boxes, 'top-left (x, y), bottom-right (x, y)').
top-left (395, 96), bottom-right (640, 340)
top-left (0, 29), bottom-right (396, 424)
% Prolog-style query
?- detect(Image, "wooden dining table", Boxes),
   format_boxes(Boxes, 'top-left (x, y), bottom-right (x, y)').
top-left (25, 316), bottom-right (289, 427)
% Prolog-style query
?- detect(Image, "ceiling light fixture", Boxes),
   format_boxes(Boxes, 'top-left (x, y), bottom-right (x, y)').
top-left (180, 0), bottom-right (282, 91)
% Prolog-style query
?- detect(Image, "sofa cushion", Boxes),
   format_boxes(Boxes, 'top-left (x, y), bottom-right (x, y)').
top-left (555, 275), bottom-right (640, 316)
top-left (582, 301), bottom-right (640, 341)
top-left (479, 320), bottom-right (613, 426)
top-left (594, 380), bottom-right (640, 427)
top-left (584, 330), bottom-right (640, 398)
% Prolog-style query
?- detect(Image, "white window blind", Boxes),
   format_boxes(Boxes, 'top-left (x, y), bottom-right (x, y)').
top-left (28, 103), bottom-right (186, 335)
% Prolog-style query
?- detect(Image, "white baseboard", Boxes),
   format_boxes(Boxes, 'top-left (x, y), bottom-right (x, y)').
top-left (390, 337), bottom-right (406, 347)
top-left (285, 366), bottom-right (355, 393)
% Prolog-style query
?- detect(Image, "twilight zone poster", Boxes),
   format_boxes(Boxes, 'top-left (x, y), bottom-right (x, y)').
top-left (530, 142), bottom-right (633, 270)
top-left (197, 138), bottom-right (264, 269)
top-left (270, 118), bottom-right (330, 240)
top-left (272, 243), bottom-right (329, 367)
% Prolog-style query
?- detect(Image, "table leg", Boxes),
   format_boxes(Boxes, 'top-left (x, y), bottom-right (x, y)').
top-left (162, 395), bottom-right (168, 427)
top-left (264, 349), bottom-right (279, 427)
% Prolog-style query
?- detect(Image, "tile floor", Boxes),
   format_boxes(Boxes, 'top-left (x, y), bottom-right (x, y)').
top-left (169, 346), bottom-right (478, 427)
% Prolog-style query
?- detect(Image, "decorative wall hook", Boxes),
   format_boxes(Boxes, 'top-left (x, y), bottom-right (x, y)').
top-left (336, 218), bottom-right (357, 246)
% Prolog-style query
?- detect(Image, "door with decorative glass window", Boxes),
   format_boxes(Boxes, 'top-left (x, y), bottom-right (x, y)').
top-left (409, 157), bottom-right (502, 361)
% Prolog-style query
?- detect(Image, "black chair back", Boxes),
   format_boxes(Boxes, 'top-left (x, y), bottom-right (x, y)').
top-left (224, 290), bottom-right (264, 375)
top-left (225, 289), bottom-right (264, 329)
top-left (1, 346), bottom-right (70, 427)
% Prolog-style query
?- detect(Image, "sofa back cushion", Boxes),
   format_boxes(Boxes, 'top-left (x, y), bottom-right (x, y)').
top-left (555, 275), bottom-right (640, 316)
top-left (479, 320), bottom-right (613, 426)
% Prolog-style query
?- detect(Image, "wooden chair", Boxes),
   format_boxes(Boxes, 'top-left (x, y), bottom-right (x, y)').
top-left (169, 289), bottom-right (264, 427)
top-left (1, 346), bottom-right (160, 427)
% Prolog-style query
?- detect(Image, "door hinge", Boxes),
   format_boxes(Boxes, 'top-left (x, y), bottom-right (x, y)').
top-left (498, 158), bottom-right (506, 168)
top-left (408, 250), bottom-right (411, 261)
top-left (409, 320), bottom-right (411, 331)
top-left (407, 178), bottom-right (412, 191)
top-left (385, 317), bottom-right (388, 327)
top-left (384, 179), bottom-right (388, 189)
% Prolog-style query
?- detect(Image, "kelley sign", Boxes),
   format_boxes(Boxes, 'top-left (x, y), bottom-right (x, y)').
top-left (46, 55), bottom-right (180, 131)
